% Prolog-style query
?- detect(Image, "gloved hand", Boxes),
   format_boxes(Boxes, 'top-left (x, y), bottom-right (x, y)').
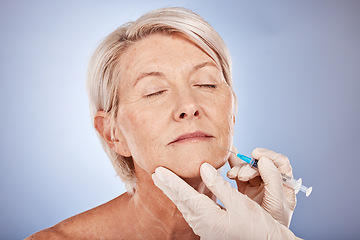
top-left (152, 163), bottom-right (302, 240)
top-left (227, 147), bottom-right (296, 227)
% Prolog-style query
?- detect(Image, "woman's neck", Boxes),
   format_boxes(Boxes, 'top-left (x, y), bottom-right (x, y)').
top-left (127, 163), bottom-right (213, 239)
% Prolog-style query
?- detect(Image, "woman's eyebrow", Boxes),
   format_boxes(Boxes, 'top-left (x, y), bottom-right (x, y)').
top-left (192, 61), bottom-right (218, 72)
top-left (133, 71), bottom-right (164, 87)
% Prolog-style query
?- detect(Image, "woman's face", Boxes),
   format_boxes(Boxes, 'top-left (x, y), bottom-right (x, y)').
top-left (114, 33), bottom-right (234, 178)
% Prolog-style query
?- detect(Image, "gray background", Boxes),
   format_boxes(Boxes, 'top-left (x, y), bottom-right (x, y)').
top-left (1, 0), bottom-right (359, 239)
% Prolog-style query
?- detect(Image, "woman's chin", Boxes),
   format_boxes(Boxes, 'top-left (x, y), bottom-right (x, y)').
top-left (149, 149), bottom-right (229, 179)
top-left (171, 157), bottom-right (227, 179)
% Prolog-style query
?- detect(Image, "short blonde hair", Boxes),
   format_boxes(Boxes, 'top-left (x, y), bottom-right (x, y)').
top-left (87, 7), bottom-right (235, 193)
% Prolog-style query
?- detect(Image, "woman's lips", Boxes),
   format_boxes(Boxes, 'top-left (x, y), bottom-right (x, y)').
top-left (168, 131), bottom-right (214, 145)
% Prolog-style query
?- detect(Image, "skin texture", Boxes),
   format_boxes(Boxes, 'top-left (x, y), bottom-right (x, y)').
top-left (27, 33), bottom-right (235, 239)
top-left (113, 33), bottom-right (235, 178)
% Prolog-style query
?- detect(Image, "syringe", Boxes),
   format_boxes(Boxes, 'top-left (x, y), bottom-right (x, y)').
top-left (221, 146), bottom-right (312, 197)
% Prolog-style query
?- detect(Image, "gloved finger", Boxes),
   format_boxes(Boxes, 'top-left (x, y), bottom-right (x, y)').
top-left (152, 167), bottom-right (223, 221)
top-left (257, 156), bottom-right (284, 196)
top-left (237, 164), bottom-right (259, 181)
top-left (200, 163), bottom-right (258, 213)
top-left (227, 162), bottom-right (259, 181)
top-left (234, 176), bottom-right (265, 205)
top-left (258, 156), bottom-right (296, 209)
top-left (253, 149), bottom-right (296, 209)
top-left (152, 167), bottom-right (198, 203)
top-left (252, 148), bottom-right (293, 177)
top-left (227, 162), bottom-right (243, 179)
top-left (257, 156), bottom-right (296, 226)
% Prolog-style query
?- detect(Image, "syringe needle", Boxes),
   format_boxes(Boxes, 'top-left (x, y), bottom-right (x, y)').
top-left (218, 145), bottom-right (237, 155)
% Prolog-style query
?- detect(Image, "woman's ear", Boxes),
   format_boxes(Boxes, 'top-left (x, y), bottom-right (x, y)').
top-left (94, 111), bottom-right (131, 157)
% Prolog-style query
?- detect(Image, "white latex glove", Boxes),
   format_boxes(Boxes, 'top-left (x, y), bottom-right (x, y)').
top-left (152, 163), bottom-right (302, 240)
top-left (227, 147), bottom-right (296, 227)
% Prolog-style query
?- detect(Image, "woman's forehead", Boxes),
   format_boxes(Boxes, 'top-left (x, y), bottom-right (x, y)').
top-left (117, 33), bottom-right (220, 85)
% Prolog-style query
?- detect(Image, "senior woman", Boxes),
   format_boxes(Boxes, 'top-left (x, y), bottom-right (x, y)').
top-left (28, 7), bottom-right (300, 239)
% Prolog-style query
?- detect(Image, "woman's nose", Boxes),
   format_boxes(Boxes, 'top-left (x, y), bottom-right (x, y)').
top-left (174, 93), bottom-right (201, 121)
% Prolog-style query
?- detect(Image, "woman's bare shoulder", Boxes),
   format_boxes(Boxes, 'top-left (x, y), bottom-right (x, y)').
top-left (26, 192), bottom-right (132, 240)
top-left (25, 227), bottom-right (68, 240)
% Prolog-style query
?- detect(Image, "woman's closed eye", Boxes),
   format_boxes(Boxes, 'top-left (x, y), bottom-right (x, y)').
top-left (196, 84), bottom-right (217, 89)
top-left (145, 90), bottom-right (167, 98)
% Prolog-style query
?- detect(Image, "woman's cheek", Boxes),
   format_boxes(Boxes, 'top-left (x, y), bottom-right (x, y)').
top-left (209, 90), bottom-right (234, 126)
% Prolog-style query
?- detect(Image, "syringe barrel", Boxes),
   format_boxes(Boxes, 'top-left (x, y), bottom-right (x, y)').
top-left (281, 174), bottom-right (301, 194)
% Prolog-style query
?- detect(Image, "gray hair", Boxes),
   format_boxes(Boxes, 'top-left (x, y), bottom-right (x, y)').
top-left (87, 7), bottom-right (235, 193)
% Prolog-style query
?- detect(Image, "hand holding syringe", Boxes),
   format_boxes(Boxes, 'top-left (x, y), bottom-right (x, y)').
top-left (220, 146), bottom-right (312, 197)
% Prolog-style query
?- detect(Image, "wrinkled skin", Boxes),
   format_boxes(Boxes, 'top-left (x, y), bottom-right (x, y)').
top-left (113, 32), bottom-right (235, 178)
